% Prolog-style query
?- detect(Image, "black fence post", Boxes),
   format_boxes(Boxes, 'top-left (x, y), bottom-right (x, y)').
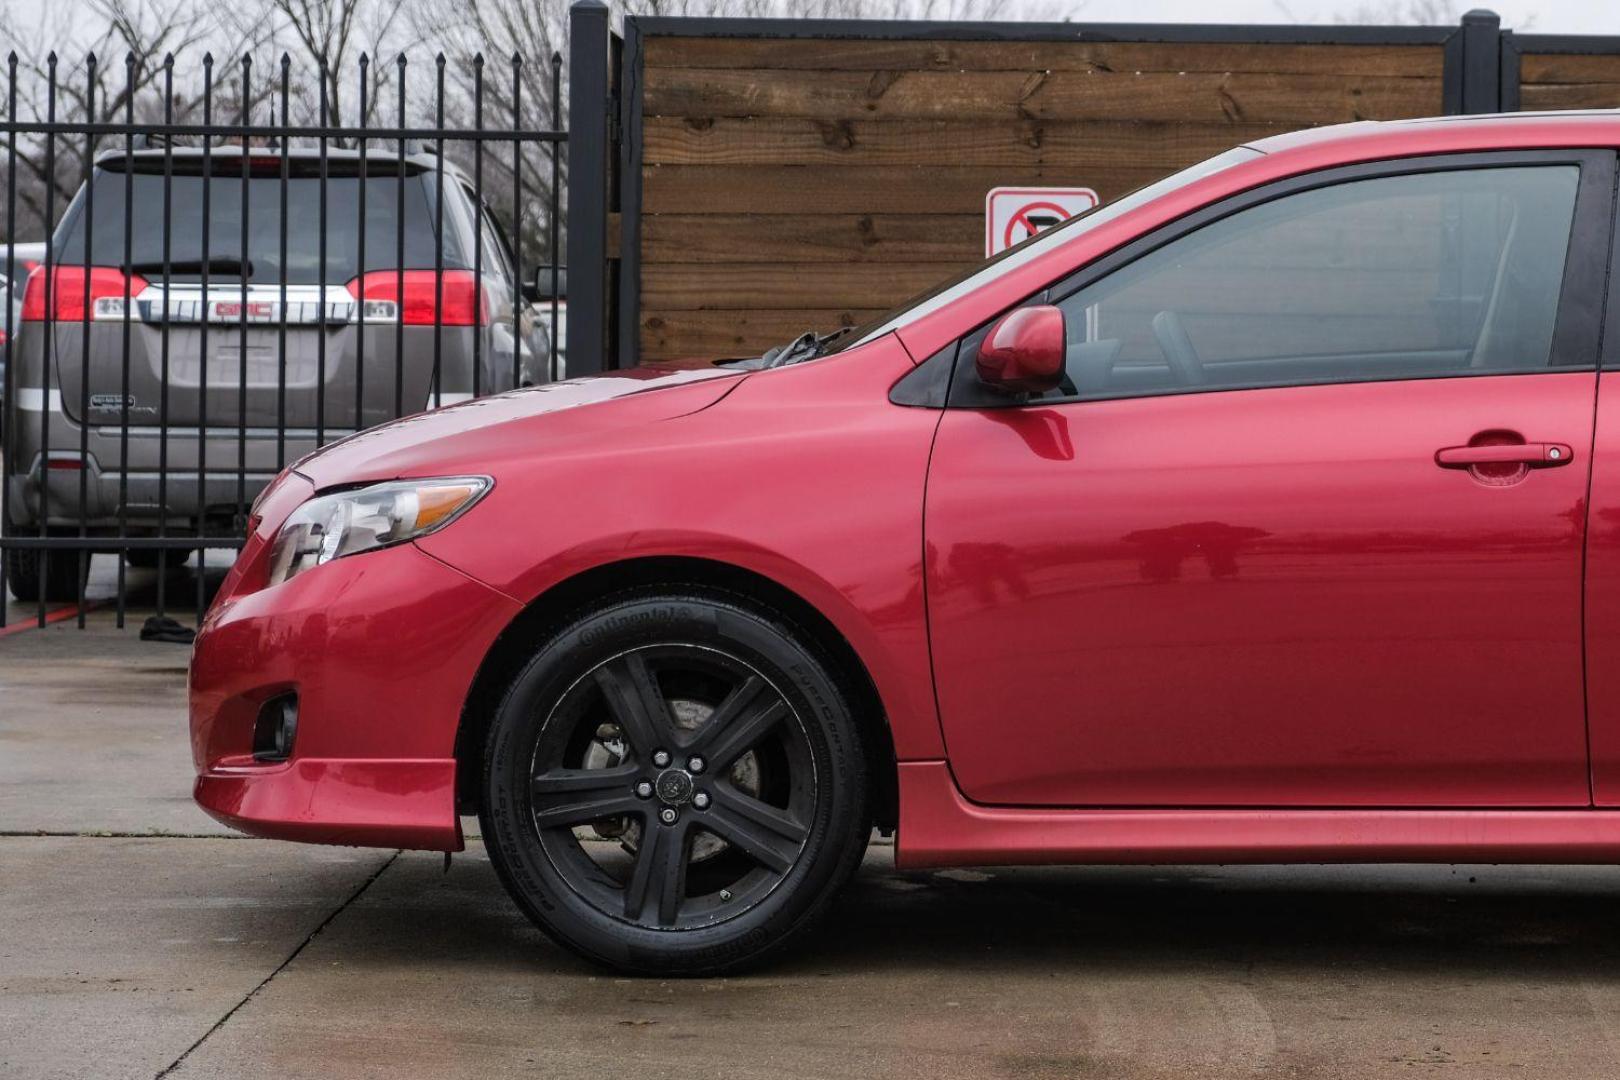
top-left (1498, 30), bottom-right (1522, 112)
top-left (568, 0), bottom-right (612, 376)
top-left (1460, 9), bottom-right (1503, 114)
top-left (617, 19), bottom-right (643, 371)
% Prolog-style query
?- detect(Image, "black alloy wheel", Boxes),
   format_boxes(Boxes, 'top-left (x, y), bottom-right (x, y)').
top-left (480, 588), bottom-right (871, 975)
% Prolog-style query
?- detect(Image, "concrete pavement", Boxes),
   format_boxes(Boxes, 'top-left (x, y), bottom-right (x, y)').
top-left (1, 837), bottom-right (392, 1080)
top-left (11, 613), bottom-right (1620, 1078)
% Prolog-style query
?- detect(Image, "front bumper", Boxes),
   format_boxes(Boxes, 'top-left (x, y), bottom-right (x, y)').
top-left (190, 527), bottom-right (522, 851)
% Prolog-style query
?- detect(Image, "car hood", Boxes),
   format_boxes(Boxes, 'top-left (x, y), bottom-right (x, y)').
top-left (291, 365), bottom-right (745, 488)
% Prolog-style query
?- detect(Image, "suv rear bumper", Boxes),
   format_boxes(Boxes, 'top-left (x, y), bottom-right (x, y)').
top-left (5, 384), bottom-right (338, 530)
top-left (6, 455), bottom-right (282, 531)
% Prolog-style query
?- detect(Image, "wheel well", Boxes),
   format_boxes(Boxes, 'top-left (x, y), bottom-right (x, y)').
top-left (454, 556), bottom-right (899, 830)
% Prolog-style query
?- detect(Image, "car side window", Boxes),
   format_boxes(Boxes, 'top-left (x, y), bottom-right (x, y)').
top-left (455, 184), bottom-right (515, 286)
top-left (1040, 165), bottom-right (1581, 401)
top-left (480, 206), bottom-right (516, 284)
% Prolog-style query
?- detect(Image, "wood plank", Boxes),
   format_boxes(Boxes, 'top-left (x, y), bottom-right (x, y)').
top-left (643, 260), bottom-right (1443, 311)
top-left (643, 213), bottom-right (984, 263)
top-left (643, 68), bottom-right (1443, 124)
top-left (644, 37), bottom-right (1446, 78)
top-left (642, 164), bottom-right (1175, 214)
top-left (1520, 83), bottom-right (1620, 110)
top-left (641, 307), bottom-right (886, 361)
top-left (1520, 53), bottom-right (1620, 86)
top-left (640, 204), bottom-right (1445, 272)
top-left (642, 116), bottom-right (1291, 168)
top-left (642, 261), bottom-right (958, 310)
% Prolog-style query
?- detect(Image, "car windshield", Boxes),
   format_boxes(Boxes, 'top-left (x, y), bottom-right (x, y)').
top-left (51, 167), bottom-right (461, 285)
top-left (829, 146), bottom-right (1265, 353)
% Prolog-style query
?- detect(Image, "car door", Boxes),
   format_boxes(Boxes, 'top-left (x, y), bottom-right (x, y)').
top-left (925, 151), bottom-right (1614, 808)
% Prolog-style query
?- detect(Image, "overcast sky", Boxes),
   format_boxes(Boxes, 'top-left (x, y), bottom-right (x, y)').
top-left (1048, 0), bottom-right (1617, 32)
top-left (4, 0), bottom-right (1617, 45)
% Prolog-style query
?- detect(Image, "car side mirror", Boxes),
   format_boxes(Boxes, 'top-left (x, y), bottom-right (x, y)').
top-left (974, 305), bottom-right (1066, 395)
top-left (527, 265), bottom-right (566, 305)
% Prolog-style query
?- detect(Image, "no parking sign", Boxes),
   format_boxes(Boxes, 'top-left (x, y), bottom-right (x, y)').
top-left (985, 187), bottom-right (1100, 256)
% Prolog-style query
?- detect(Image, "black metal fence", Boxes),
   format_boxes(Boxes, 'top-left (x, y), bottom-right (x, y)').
top-left (0, 48), bottom-right (566, 631)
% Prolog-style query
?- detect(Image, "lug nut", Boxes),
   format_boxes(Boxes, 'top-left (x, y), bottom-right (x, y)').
top-left (693, 791), bottom-right (710, 810)
top-left (688, 756), bottom-right (706, 773)
top-left (659, 807), bottom-right (678, 825)
top-left (652, 750), bottom-right (671, 768)
top-left (635, 780), bottom-right (654, 799)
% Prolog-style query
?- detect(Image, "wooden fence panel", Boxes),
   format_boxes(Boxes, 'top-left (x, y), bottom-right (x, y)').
top-left (631, 32), bottom-right (1450, 362)
top-left (1517, 51), bottom-right (1620, 111)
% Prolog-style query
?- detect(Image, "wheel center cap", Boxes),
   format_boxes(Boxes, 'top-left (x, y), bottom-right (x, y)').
top-left (654, 769), bottom-right (695, 805)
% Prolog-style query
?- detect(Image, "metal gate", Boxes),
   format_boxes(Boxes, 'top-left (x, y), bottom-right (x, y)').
top-left (1, 48), bottom-right (565, 631)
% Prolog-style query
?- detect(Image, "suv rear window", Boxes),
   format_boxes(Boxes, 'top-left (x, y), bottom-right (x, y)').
top-left (52, 168), bottom-right (467, 285)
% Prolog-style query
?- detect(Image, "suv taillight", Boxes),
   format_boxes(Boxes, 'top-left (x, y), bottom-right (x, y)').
top-left (345, 270), bottom-right (489, 327)
top-left (20, 266), bottom-right (146, 322)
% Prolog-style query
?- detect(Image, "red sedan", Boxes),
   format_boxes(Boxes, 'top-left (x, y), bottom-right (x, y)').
top-left (192, 112), bottom-right (1620, 974)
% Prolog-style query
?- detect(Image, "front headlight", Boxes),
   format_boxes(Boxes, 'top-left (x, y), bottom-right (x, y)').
top-left (266, 476), bottom-right (491, 588)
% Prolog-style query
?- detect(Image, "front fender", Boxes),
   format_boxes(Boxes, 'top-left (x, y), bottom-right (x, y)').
top-left (416, 338), bottom-right (948, 760)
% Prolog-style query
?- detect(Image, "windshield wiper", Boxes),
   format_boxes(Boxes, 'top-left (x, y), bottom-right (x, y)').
top-left (755, 325), bottom-right (862, 369)
top-left (814, 324), bottom-right (858, 353)
top-left (126, 256), bottom-right (253, 279)
top-left (725, 325), bottom-right (863, 371)
top-left (761, 331), bottom-right (819, 368)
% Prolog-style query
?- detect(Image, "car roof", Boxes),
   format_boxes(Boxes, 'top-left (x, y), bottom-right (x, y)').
top-left (1245, 110), bottom-right (1620, 159)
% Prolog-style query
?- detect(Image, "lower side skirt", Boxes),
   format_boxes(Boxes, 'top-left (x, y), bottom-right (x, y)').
top-left (895, 761), bottom-right (1620, 869)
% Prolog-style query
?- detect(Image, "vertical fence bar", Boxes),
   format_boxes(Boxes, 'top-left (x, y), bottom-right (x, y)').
top-left (394, 54), bottom-right (405, 420)
top-left (550, 52), bottom-right (561, 383)
top-left (197, 54), bottom-right (214, 625)
top-left (431, 54), bottom-right (443, 409)
top-left (154, 53), bottom-right (172, 619)
top-left (471, 55), bottom-right (483, 400)
top-left (0, 53), bottom-right (15, 625)
top-left (355, 55), bottom-right (368, 433)
top-left (566, 0), bottom-right (609, 377)
top-left (236, 56), bottom-right (250, 539)
top-left (317, 62), bottom-right (329, 448)
top-left (115, 52), bottom-right (133, 629)
top-left (75, 53), bottom-right (95, 627)
top-left (276, 56), bottom-right (289, 471)
top-left (509, 52), bottom-right (521, 391)
top-left (37, 52), bottom-right (56, 627)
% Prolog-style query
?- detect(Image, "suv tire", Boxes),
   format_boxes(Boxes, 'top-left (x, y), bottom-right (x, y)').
top-left (5, 545), bottom-right (87, 603)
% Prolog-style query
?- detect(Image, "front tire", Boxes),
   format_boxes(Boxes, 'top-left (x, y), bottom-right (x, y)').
top-left (480, 588), bottom-right (871, 975)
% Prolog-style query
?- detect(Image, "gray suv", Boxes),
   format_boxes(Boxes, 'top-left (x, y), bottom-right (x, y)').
top-left (5, 146), bottom-right (550, 600)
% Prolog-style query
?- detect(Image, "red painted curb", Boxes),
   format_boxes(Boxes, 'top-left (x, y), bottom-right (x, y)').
top-left (0, 600), bottom-right (108, 639)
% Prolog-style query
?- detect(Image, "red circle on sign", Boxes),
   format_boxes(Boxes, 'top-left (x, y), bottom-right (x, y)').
top-left (1004, 201), bottom-right (1072, 250)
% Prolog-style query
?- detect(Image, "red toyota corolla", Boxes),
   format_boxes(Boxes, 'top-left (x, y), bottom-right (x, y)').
top-left (192, 111), bottom-right (1620, 974)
